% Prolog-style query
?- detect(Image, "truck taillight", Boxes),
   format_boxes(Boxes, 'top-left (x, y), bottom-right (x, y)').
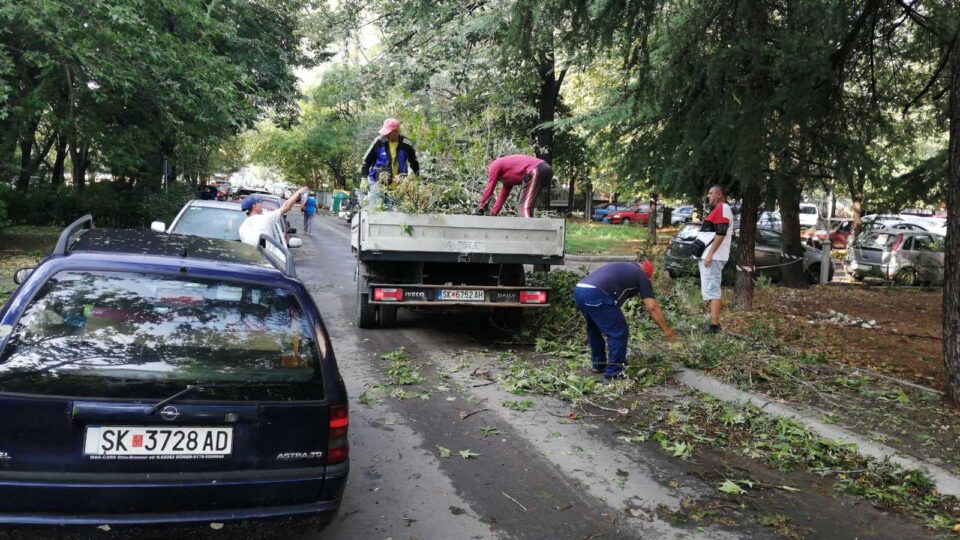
top-left (373, 287), bottom-right (403, 301)
top-left (519, 290), bottom-right (547, 304)
top-left (328, 405), bottom-right (349, 464)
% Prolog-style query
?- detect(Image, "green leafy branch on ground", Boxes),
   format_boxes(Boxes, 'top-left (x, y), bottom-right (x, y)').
top-left (381, 347), bottom-right (425, 386)
top-left (637, 396), bottom-right (959, 531)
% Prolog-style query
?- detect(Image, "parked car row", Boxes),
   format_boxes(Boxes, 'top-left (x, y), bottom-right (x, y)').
top-left (803, 214), bottom-right (947, 249)
top-left (665, 224), bottom-right (833, 285)
top-left (0, 215), bottom-right (348, 527)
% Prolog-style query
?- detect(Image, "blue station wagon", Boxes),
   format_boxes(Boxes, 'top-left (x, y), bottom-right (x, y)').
top-left (0, 216), bottom-right (348, 527)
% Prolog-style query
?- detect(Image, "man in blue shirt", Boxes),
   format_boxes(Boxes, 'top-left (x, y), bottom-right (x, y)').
top-left (574, 261), bottom-right (677, 380)
top-left (301, 192), bottom-right (318, 235)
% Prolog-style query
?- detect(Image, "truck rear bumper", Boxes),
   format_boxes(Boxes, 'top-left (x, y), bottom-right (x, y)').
top-left (366, 283), bottom-right (550, 307)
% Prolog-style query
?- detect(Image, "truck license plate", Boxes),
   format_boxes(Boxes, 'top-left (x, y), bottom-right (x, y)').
top-left (84, 426), bottom-right (233, 459)
top-left (438, 289), bottom-right (485, 302)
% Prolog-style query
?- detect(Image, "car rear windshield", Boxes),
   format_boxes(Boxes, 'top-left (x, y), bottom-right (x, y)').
top-left (800, 206), bottom-right (817, 214)
top-left (172, 206), bottom-right (244, 241)
top-left (0, 271), bottom-right (323, 400)
top-left (858, 232), bottom-right (898, 249)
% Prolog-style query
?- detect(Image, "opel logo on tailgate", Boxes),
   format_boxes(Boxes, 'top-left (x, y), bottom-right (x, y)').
top-left (160, 406), bottom-right (180, 421)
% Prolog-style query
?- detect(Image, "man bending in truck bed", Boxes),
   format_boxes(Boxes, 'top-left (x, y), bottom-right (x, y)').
top-left (476, 154), bottom-right (553, 218)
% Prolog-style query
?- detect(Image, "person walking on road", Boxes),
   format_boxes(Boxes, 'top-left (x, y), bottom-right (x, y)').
top-left (573, 261), bottom-right (677, 381)
top-left (301, 192), bottom-right (318, 235)
top-left (361, 118), bottom-right (420, 198)
top-left (696, 185), bottom-right (734, 333)
top-left (476, 154), bottom-right (553, 218)
top-left (239, 187), bottom-right (308, 246)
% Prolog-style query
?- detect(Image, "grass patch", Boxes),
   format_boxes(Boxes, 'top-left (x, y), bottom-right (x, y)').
top-left (0, 250), bottom-right (43, 306)
top-left (565, 219), bottom-right (678, 256)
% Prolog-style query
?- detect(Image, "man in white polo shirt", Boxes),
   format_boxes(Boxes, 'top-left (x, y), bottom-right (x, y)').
top-left (696, 185), bottom-right (734, 333)
top-left (239, 187), bottom-right (308, 246)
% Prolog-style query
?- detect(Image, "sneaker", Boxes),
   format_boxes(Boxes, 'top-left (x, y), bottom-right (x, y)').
top-left (705, 323), bottom-right (722, 334)
top-left (590, 366), bottom-right (604, 374)
top-left (603, 372), bottom-right (627, 383)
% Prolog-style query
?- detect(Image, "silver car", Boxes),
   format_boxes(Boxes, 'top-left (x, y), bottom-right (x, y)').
top-left (844, 230), bottom-right (944, 285)
top-left (151, 200), bottom-right (302, 260)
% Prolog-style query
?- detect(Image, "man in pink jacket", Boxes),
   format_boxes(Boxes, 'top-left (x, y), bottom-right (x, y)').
top-left (477, 154), bottom-right (553, 218)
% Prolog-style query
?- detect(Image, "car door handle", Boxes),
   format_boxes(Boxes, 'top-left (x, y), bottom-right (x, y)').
top-left (72, 401), bottom-right (259, 424)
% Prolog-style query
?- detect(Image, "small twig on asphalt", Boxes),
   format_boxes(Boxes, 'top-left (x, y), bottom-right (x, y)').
top-left (502, 491), bottom-right (528, 512)
top-left (471, 381), bottom-right (496, 388)
top-left (554, 502), bottom-right (573, 511)
top-left (583, 400), bottom-right (630, 416)
top-left (402, 415), bottom-right (427, 425)
top-left (460, 408), bottom-right (489, 420)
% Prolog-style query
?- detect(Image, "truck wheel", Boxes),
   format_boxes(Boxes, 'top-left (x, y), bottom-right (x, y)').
top-left (379, 305), bottom-right (398, 328)
top-left (356, 280), bottom-right (377, 329)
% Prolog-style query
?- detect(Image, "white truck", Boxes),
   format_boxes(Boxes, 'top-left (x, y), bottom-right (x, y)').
top-left (351, 211), bottom-right (565, 328)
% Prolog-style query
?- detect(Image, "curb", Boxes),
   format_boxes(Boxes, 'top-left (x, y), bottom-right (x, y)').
top-left (565, 255), bottom-right (637, 263)
top-left (673, 368), bottom-right (960, 497)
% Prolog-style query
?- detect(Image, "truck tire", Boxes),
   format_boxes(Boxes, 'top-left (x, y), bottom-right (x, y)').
top-left (379, 305), bottom-right (398, 328)
top-left (356, 279), bottom-right (377, 329)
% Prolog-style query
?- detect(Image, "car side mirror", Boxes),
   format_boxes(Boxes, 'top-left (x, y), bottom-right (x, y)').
top-left (287, 227), bottom-right (297, 234)
top-left (287, 237), bottom-right (303, 249)
top-left (13, 267), bottom-right (33, 285)
top-left (150, 221), bottom-right (166, 233)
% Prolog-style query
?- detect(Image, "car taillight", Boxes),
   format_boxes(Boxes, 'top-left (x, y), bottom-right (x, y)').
top-left (890, 233), bottom-right (905, 252)
top-left (327, 405), bottom-right (349, 464)
top-left (518, 290), bottom-right (547, 304)
top-left (373, 287), bottom-right (403, 301)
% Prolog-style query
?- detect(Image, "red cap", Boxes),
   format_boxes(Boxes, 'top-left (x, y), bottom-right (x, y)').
top-left (640, 259), bottom-right (654, 279)
top-left (378, 118), bottom-right (401, 136)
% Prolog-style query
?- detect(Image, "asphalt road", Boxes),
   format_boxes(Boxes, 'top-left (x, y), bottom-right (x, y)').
top-left (289, 214), bottom-right (730, 540)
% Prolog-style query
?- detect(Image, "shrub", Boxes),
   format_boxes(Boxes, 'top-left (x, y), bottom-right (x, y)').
top-left (0, 182), bottom-right (196, 229)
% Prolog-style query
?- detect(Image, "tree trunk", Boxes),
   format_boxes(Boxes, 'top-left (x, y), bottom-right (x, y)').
top-left (848, 168), bottom-right (866, 239)
top-left (778, 175), bottom-right (806, 287)
top-left (584, 181), bottom-right (593, 219)
top-left (15, 118), bottom-right (55, 192)
top-left (647, 194), bottom-right (658, 246)
top-left (734, 187), bottom-right (762, 309)
top-left (534, 45), bottom-right (565, 211)
top-left (70, 142), bottom-right (90, 190)
top-left (733, 0), bottom-right (770, 310)
top-left (943, 24), bottom-right (960, 405)
top-left (50, 133), bottom-right (68, 187)
top-left (16, 135), bottom-right (34, 192)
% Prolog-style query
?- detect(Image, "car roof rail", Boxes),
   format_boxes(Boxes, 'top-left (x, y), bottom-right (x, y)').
top-left (257, 233), bottom-right (297, 278)
top-left (53, 214), bottom-right (94, 255)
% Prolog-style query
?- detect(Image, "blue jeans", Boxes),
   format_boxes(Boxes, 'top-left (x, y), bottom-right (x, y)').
top-left (573, 287), bottom-right (628, 378)
top-left (303, 212), bottom-right (315, 233)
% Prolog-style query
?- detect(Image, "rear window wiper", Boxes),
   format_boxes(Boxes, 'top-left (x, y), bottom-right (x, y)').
top-left (144, 384), bottom-right (206, 415)
top-left (143, 381), bottom-right (301, 414)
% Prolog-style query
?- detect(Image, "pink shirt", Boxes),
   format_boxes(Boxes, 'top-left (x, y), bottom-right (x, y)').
top-left (479, 155), bottom-right (545, 210)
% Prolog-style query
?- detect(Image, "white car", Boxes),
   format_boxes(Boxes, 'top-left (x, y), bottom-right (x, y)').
top-left (151, 200), bottom-right (301, 249)
top-left (799, 203), bottom-right (819, 228)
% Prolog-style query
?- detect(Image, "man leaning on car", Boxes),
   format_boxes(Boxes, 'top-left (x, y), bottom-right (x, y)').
top-left (239, 187), bottom-right (308, 246)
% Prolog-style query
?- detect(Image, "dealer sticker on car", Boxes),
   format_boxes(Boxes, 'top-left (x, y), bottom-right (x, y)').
top-left (84, 426), bottom-right (233, 459)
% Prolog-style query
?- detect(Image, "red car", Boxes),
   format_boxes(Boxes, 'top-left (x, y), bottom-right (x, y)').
top-left (608, 205), bottom-right (651, 225)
